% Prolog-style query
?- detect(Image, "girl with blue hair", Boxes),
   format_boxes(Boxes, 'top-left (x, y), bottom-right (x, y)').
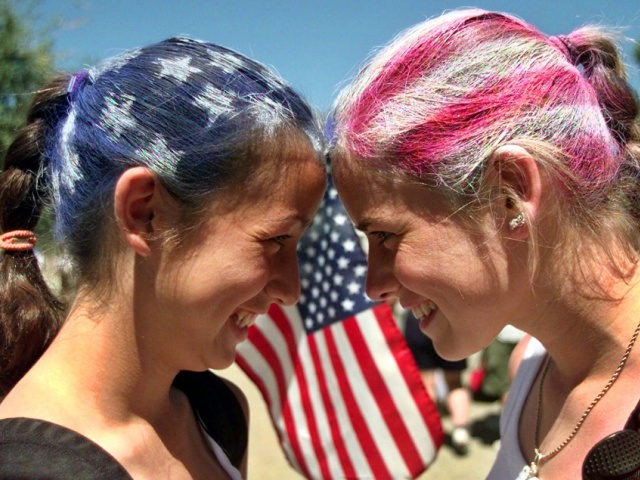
top-left (0, 36), bottom-right (326, 478)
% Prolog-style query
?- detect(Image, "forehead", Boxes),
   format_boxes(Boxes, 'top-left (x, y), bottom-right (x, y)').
top-left (211, 152), bottom-right (326, 221)
top-left (333, 159), bottom-right (449, 227)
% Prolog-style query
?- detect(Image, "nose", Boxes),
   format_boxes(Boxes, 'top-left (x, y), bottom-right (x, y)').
top-left (365, 247), bottom-right (400, 302)
top-left (267, 251), bottom-right (301, 306)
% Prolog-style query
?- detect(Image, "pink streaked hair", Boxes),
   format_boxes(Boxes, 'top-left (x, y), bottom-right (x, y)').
top-left (332, 9), bottom-right (636, 195)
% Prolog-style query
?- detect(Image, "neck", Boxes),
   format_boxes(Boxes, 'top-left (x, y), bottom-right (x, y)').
top-left (520, 263), bottom-right (640, 386)
top-left (40, 287), bottom-right (180, 424)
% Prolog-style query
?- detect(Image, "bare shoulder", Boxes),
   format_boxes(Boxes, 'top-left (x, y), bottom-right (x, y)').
top-left (0, 372), bottom-right (64, 421)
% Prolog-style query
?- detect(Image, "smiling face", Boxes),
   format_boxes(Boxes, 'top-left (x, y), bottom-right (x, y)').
top-left (333, 161), bottom-right (524, 360)
top-left (143, 154), bottom-right (326, 371)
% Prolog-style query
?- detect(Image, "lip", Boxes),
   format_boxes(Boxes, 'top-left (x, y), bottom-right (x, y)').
top-left (229, 318), bottom-right (250, 342)
top-left (232, 311), bottom-right (258, 328)
top-left (228, 311), bottom-right (258, 342)
top-left (417, 309), bottom-right (437, 334)
top-left (405, 300), bottom-right (438, 334)
top-left (233, 323), bottom-right (249, 341)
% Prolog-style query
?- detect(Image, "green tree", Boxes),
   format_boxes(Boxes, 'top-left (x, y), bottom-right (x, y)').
top-left (0, 0), bottom-right (54, 164)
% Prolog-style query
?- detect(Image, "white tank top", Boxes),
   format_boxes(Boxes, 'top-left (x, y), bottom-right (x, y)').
top-left (487, 337), bottom-right (546, 479)
top-left (201, 425), bottom-right (244, 480)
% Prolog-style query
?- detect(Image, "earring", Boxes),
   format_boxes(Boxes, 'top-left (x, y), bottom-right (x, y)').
top-left (508, 212), bottom-right (526, 230)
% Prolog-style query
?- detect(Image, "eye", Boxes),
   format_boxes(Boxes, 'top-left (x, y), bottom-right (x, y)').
top-left (271, 234), bottom-right (292, 245)
top-left (370, 231), bottom-right (393, 245)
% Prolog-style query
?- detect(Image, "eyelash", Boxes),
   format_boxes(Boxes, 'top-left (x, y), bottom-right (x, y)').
top-left (371, 231), bottom-right (392, 244)
top-left (271, 234), bottom-right (292, 245)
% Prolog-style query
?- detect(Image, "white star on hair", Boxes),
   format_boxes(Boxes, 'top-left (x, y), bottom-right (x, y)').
top-left (193, 84), bottom-right (234, 123)
top-left (157, 56), bottom-right (201, 82)
top-left (209, 52), bottom-right (242, 74)
top-left (58, 110), bottom-right (82, 194)
top-left (91, 49), bottom-right (141, 80)
top-left (108, 49), bottom-right (141, 71)
top-left (102, 94), bottom-right (137, 138)
top-left (136, 134), bottom-right (184, 174)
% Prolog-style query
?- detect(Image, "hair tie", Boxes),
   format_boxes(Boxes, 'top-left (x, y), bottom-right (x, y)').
top-left (549, 35), bottom-right (586, 76)
top-left (549, 35), bottom-right (572, 59)
top-left (0, 230), bottom-right (37, 252)
top-left (67, 70), bottom-right (89, 100)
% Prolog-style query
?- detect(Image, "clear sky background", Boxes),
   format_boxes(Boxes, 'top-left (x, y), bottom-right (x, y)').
top-left (38, 0), bottom-right (640, 112)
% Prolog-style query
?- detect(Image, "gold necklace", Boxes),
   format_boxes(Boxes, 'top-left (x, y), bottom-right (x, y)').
top-left (522, 318), bottom-right (640, 480)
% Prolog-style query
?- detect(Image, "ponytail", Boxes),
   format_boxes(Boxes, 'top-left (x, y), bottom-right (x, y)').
top-left (559, 28), bottom-right (639, 148)
top-left (0, 76), bottom-right (69, 397)
top-left (557, 29), bottom-right (640, 248)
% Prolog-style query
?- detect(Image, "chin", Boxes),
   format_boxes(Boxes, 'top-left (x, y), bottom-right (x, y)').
top-left (432, 339), bottom-right (475, 362)
top-left (206, 352), bottom-right (237, 371)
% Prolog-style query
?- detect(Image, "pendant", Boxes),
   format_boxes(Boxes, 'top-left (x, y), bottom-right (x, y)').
top-left (517, 463), bottom-right (539, 480)
top-left (517, 449), bottom-right (544, 480)
top-left (520, 464), bottom-right (539, 480)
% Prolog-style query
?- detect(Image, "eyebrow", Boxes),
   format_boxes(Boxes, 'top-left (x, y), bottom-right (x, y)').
top-left (355, 219), bottom-right (372, 232)
top-left (277, 213), bottom-right (313, 229)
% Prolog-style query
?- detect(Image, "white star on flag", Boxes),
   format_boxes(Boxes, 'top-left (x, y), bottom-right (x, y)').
top-left (334, 213), bottom-right (347, 225)
top-left (343, 238), bottom-right (357, 252)
top-left (341, 298), bottom-right (355, 311)
top-left (337, 256), bottom-right (350, 269)
top-left (354, 265), bottom-right (367, 277)
top-left (236, 176), bottom-right (443, 480)
top-left (347, 281), bottom-right (361, 295)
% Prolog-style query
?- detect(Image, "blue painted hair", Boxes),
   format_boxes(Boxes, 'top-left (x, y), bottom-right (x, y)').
top-left (0, 36), bottom-right (323, 393)
top-left (49, 36), bottom-right (322, 263)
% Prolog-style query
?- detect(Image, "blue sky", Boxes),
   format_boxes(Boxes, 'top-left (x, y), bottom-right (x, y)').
top-left (39, 0), bottom-right (640, 112)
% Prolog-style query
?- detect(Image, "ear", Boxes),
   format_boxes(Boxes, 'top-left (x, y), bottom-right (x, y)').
top-left (113, 167), bottom-right (160, 257)
top-left (488, 145), bottom-right (542, 239)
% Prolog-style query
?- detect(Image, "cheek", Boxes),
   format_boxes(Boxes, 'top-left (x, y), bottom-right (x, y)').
top-left (393, 246), bottom-right (435, 290)
top-left (393, 237), bottom-right (490, 298)
top-left (219, 260), bottom-right (270, 297)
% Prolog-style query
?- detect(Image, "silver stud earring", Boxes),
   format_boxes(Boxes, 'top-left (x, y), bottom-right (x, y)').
top-left (508, 212), bottom-right (526, 230)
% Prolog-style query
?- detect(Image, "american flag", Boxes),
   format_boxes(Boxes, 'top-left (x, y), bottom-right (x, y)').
top-left (236, 176), bottom-right (443, 479)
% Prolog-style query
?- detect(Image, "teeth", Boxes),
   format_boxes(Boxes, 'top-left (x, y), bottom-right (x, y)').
top-left (234, 312), bottom-right (257, 329)
top-left (411, 301), bottom-right (436, 320)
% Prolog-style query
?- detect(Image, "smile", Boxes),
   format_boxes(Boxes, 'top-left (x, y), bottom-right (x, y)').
top-left (233, 312), bottom-right (257, 329)
top-left (410, 301), bottom-right (437, 320)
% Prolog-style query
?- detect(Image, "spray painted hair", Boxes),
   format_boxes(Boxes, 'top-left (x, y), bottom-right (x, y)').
top-left (51, 36), bottom-right (322, 262)
top-left (0, 36), bottom-right (322, 395)
top-left (331, 9), bottom-right (639, 205)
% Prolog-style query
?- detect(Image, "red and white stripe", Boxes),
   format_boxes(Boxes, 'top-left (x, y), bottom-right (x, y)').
top-left (236, 303), bottom-right (443, 479)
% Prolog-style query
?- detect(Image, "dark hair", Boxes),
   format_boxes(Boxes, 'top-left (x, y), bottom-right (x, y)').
top-left (0, 36), bottom-right (323, 396)
top-left (0, 76), bottom-right (67, 396)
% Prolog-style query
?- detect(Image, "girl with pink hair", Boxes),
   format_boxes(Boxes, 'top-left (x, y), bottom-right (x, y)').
top-left (330, 9), bottom-right (640, 479)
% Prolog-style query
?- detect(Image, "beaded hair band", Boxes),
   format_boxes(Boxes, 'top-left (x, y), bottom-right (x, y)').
top-left (0, 230), bottom-right (37, 252)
